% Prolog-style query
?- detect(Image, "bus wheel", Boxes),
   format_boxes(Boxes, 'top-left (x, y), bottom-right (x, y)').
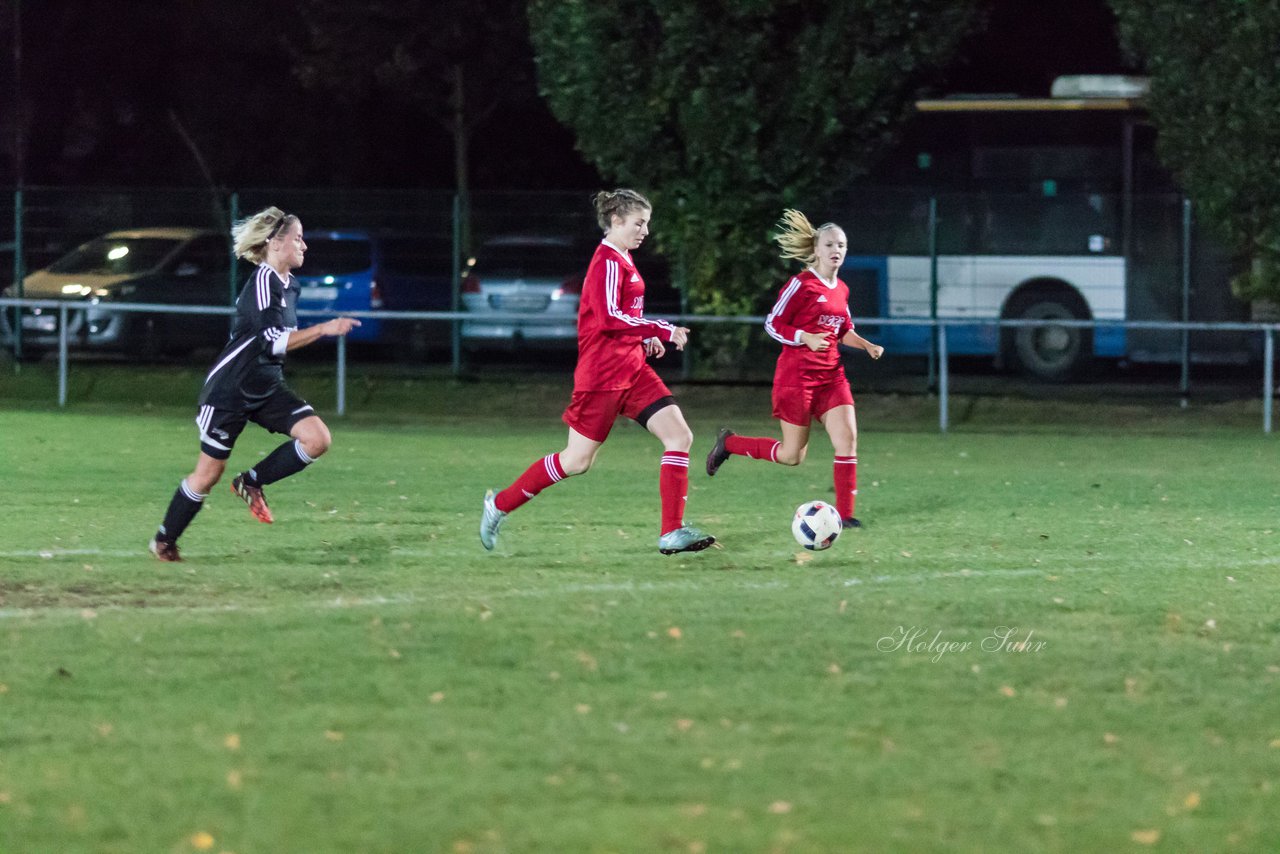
top-left (1009, 298), bottom-right (1090, 382)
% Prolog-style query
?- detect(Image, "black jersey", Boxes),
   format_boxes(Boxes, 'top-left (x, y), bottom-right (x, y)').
top-left (198, 264), bottom-right (299, 410)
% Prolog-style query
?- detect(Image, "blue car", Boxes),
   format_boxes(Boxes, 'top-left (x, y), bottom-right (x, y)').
top-left (294, 230), bottom-right (383, 343)
top-left (294, 230), bottom-right (457, 353)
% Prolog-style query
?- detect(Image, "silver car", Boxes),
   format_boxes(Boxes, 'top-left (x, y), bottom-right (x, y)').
top-left (460, 235), bottom-right (587, 350)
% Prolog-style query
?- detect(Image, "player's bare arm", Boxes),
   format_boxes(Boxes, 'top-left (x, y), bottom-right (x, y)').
top-left (841, 330), bottom-right (884, 359)
top-left (286, 317), bottom-right (363, 351)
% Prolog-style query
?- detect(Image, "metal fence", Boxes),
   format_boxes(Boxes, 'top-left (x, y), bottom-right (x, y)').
top-left (1, 185), bottom-right (1264, 411)
top-left (4, 296), bottom-right (1278, 433)
top-left (0, 186), bottom-right (1251, 337)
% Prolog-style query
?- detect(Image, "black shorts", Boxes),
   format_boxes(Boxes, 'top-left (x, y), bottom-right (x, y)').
top-left (195, 386), bottom-right (315, 460)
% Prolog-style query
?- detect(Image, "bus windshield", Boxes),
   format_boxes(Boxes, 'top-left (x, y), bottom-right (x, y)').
top-left (830, 88), bottom-right (1246, 380)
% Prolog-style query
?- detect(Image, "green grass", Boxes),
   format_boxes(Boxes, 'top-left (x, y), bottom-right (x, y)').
top-left (2, 366), bottom-right (1280, 852)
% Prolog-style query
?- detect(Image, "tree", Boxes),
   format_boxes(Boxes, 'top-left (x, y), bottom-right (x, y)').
top-left (527, 0), bottom-right (984, 360)
top-left (293, 0), bottom-right (540, 247)
top-left (3, 0), bottom-right (196, 186)
top-left (0, 0), bottom-right (359, 190)
top-left (1110, 1), bottom-right (1280, 302)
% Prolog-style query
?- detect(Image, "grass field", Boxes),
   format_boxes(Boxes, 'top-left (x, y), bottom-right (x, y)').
top-left (2, 363), bottom-right (1280, 852)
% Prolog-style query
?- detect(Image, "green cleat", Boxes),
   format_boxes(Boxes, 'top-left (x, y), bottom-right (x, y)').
top-left (480, 489), bottom-right (507, 551)
top-left (658, 525), bottom-right (716, 555)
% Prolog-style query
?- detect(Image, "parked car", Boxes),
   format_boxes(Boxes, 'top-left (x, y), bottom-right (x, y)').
top-left (294, 230), bottom-right (382, 344)
top-left (377, 234), bottom-right (457, 359)
top-left (0, 227), bottom-right (238, 357)
top-left (460, 235), bottom-right (590, 350)
top-left (295, 230), bottom-right (456, 354)
top-left (460, 234), bottom-right (682, 351)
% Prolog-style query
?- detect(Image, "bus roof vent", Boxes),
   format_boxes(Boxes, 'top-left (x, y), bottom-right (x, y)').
top-left (1051, 75), bottom-right (1150, 98)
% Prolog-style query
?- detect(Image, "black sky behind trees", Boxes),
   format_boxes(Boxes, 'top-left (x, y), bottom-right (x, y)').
top-left (0, 0), bottom-right (1134, 190)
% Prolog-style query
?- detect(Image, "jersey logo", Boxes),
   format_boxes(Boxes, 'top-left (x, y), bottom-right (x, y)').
top-left (630, 296), bottom-right (644, 311)
top-left (818, 313), bottom-right (843, 328)
top-left (816, 295), bottom-right (828, 303)
top-left (631, 273), bottom-right (641, 282)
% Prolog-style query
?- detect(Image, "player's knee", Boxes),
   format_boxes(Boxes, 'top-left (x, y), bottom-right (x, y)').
top-left (189, 464), bottom-right (225, 494)
top-left (559, 453), bottom-right (592, 476)
top-left (663, 426), bottom-right (694, 454)
top-left (777, 448), bottom-right (804, 466)
top-left (188, 473), bottom-right (216, 493)
top-left (299, 425), bottom-right (332, 458)
top-left (308, 434), bottom-right (332, 458)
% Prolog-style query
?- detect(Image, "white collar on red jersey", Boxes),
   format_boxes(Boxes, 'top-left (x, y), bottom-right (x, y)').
top-left (601, 238), bottom-right (632, 264)
top-left (807, 266), bottom-right (838, 289)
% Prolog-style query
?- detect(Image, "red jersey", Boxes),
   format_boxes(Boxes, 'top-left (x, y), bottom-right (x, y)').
top-left (574, 240), bottom-right (677, 391)
top-left (764, 268), bottom-right (854, 384)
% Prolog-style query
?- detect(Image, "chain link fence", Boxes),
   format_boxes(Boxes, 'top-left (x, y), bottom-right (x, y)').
top-left (0, 186), bottom-right (1256, 388)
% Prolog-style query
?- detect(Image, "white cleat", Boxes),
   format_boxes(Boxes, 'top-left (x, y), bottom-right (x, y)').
top-left (480, 489), bottom-right (507, 551)
top-left (658, 525), bottom-right (716, 555)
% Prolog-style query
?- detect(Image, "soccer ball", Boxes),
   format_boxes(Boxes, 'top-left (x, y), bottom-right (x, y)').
top-left (791, 500), bottom-right (842, 551)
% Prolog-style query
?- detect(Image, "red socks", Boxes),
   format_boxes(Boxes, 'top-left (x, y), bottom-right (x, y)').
top-left (659, 451), bottom-right (689, 535)
top-left (725, 434), bottom-right (782, 462)
top-left (494, 453), bottom-right (691, 535)
top-left (496, 451), bottom-right (690, 536)
top-left (718, 435), bottom-right (860, 519)
top-left (834, 456), bottom-right (857, 519)
top-left (723, 438), bottom-right (858, 518)
top-left (495, 454), bottom-right (566, 513)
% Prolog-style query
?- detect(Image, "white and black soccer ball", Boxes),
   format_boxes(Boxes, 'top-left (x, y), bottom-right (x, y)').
top-left (791, 500), bottom-right (842, 551)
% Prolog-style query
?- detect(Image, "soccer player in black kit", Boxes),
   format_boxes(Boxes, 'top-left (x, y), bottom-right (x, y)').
top-left (149, 207), bottom-right (360, 561)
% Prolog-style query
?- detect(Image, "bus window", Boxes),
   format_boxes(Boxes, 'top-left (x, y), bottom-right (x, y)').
top-left (834, 80), bottom-right (1248, 380)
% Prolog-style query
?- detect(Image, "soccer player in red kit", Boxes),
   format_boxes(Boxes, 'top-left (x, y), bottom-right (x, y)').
top-left (705, 209), bottom-right (883, 528)
top-left (480, 189), bottom-right (716, 555)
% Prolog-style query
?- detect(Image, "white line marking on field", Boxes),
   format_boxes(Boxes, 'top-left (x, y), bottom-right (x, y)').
top-left (0, 563), bottom-right (1115, 622)
top-left (502, 579), bottom-right (791, 596)
top-left (0, 594), bottom-right (422, 622)
top-left (0, 549), bottom-right (137, 558)
top-left (841, 565), bottom-right (1108, 586)
top-left (5, 552), bottom-right (1276, 623)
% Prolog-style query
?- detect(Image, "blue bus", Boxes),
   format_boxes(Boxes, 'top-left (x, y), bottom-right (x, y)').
top-left (836, 76), bottom-right (1247, 381)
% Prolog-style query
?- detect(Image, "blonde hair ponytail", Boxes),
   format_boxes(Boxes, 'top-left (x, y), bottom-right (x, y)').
top-left (773, 208), bottom-right (841, 266)
top-left (232, 206), bottom-right (296, 264)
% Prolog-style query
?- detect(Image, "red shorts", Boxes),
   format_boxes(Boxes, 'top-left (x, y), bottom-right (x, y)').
top-left (772, 378), bottom-right (854, 426)
top-left (563, 365), bottom-right (674, 442)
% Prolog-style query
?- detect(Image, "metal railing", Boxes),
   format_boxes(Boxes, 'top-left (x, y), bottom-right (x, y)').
top-left (3, 297), bottom-right (1278, 433)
